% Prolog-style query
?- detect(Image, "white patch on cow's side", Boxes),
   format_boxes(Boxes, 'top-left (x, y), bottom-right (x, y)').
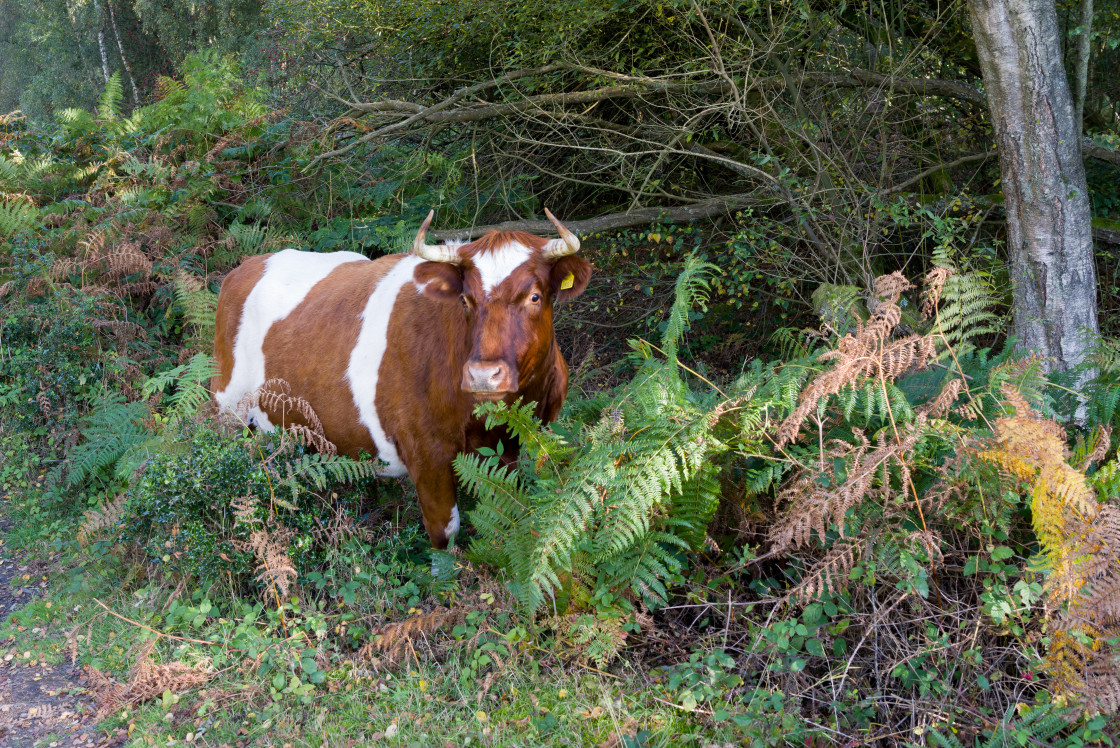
top-left (347, 254), bottom-right (424, 477)
top-left (473, 241), bottom-right (532, 296)
top-left (445, 504), bottom-right (460, 543)
top-left (215, 249), bottom-right (368, 424)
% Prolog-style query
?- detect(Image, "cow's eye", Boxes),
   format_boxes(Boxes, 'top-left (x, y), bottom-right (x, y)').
top-left (460, 295), bottom-right (469, 308)
top-left (530, 293), bottom-right (541, 303)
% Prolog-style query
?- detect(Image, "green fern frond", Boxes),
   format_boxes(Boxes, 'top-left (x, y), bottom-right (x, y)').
top-left (98, 72), bottom-right (124, 122)
top-left (470, 398), bottom-right (571, 471)
top-left (174, 274), bottom-right (218, 347)
top-left (142, 353), bottom-right (219, 421)
top-left (63, 395), bottom-right (151, 487)
top-left (926, 703), bottom-right (1081, 748)
top-left (57, 108), bottom-right (97, 138)
top-left (284, 452), bottom-right (382, 492)
top-left (228, 221), bottom-right (268, 255)
top-left (661, 254), bottom-right (720, 360)
top-left (929, 266), bottom-right (1001, 360)
top-left (0, 199), bottom-right (37, 239)
top-left (602, 531), bottom-right (684, 608)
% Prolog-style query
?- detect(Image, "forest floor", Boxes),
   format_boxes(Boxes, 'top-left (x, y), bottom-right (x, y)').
top-left (0, 501), bottom-right (117, 748)
top-left (0, 481), bottom-right (725, 748)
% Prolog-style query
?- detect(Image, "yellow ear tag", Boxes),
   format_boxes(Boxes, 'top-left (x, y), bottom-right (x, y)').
top-left (560, 272), bottom-right (575, 291)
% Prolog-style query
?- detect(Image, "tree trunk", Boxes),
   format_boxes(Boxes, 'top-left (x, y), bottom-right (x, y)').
top-left (1073, 0), bottom-right (1093, 139)
top-left (106, 0), bottom-right (140, 107)
top-left (969, 0), bottom-right (1098, 379)
top-left (92, 0), bottom-right (111, 84)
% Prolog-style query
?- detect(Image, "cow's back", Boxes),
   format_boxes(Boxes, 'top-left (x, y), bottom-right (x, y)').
top-left (213, 249), bottom-right (420, 467)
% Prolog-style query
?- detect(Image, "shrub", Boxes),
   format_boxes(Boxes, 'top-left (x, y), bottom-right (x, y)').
top-left (113, 421), bottom-right (381, 592)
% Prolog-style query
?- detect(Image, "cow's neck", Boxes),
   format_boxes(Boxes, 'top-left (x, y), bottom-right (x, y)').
top-left (521, 336), bottom-right (562, 415)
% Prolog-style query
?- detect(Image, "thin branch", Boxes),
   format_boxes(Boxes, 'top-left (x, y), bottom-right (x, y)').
top-left (880, 152), bottom-right (993, 196)
top-left (304, 64), bottom-right (571, 170)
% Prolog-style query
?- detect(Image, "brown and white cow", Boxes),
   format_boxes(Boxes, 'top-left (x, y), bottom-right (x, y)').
top-left (211, 210), bottom-right (592, 547)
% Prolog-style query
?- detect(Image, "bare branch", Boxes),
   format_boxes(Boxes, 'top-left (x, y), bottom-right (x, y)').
top-left (880, 152), bottom-right (994, 196)
top-left (427, 193), bottom-right (767, 241)
top-left (304, 65), bottom-right (988, 172)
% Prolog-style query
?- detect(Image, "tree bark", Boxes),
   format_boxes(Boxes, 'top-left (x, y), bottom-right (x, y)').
top-left (92, 0), bottom-right (111, 84)
top-left (1073, 0), bottom-right (1093, 139)
top-left (105, 0), bottom-right (140, 107)
top-left (969, 0), bottom-right (1098, 377)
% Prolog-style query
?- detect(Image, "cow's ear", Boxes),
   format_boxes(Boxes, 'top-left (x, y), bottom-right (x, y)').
top-left (549, 256), bottom-right (592, 303)
top-left (414, 261), bottom-right (463, 300)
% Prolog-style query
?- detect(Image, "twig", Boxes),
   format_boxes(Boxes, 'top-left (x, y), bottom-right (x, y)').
top-left (93, 599), bottom-right (238, 650)
top-left (880, 152), bottom-right (993, 197)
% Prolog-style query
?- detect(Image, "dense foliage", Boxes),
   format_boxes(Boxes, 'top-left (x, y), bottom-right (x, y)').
top-left (3, 1), bottom-right (1120, 745)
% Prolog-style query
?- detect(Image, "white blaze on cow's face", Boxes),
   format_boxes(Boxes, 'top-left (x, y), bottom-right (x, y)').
top-left (471, 241), bottom-right (533, 297)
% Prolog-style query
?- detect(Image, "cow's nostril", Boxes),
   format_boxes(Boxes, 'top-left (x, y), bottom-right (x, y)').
top-left (463, 361), bottom-right (515, 394)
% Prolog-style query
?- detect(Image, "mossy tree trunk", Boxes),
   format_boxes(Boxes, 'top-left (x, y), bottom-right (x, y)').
top-left (969, 0), bottom-right (1099, 377)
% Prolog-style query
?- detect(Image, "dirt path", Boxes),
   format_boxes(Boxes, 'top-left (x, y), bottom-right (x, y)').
top-left (0, 508), bottom-right (120, 747)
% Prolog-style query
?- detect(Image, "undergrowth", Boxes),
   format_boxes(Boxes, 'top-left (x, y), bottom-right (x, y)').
top-left (3, 56), bottom-right (1120, 748)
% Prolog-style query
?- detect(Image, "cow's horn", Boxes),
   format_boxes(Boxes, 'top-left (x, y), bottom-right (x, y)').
top-left (412, 210), bottom-right (462, 264)
top-left (542, 208), bottom-right (580, 259)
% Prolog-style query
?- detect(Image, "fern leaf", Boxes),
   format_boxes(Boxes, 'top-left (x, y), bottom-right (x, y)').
top-left (98, 72), bottom-right (123, 122)
top-left (0, 199), bottom-right (38, 239)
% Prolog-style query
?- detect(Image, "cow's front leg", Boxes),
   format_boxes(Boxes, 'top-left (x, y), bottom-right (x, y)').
top-left (407, 454), bottom-right (460, 549)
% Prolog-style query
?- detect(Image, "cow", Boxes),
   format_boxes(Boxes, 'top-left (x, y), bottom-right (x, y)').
top-left (211, 210), bottom-right (592, 548)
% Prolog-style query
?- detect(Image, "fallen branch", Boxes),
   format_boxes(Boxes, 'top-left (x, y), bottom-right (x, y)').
top-left (1095, 225), bottom-right (1120, 245)
top-left (1085, 144), bottom-right (1120, 167)
top-left (837, 68), bottom-right (986, 106)
top-left (426, 193), bottom-right (764, 241)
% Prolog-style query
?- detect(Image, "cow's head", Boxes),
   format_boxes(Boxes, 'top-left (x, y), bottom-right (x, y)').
top-left (411, 210), bottom-right (592, 400)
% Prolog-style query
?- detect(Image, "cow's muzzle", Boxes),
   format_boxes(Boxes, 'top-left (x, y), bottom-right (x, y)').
top-left (462, 360), bottom-right (517, 397)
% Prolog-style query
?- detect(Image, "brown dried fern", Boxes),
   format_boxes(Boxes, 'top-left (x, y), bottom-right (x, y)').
top-left (769, 426), bottom-right (922, 552)
top-left (786, 539), bottom-right (863, 602)
top-left (357, 607), bottom-right (466, 665)
top-left (234, 379), bottom-right (338, 456)
top-left (975, 385), bottom-right (1097, 596)
top-left (921, 266), bottom-right (954, 318)
top-left (975, 386), bottom-right (1120, 713)
top-left (77, 492), bottom-right (129, 546)
top-left (776, 273), bottom-right (935, 448)
top-left (84, 639), bottom-right (211, 714)
top-left (231, 495), bottom-right (298, 599)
